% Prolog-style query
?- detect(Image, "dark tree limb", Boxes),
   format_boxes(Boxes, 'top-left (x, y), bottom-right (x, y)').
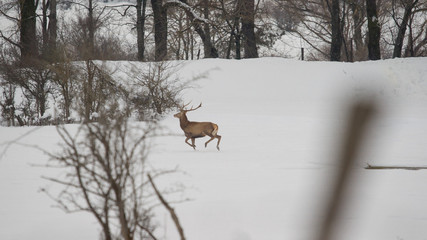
top-left (366, 0), bottom-right (381, 60)
top-left (317, 101), bottom-right (376, 240)
top-left (365, 164), bottom-right (427, 170)
top-left (148, 173), bottom-right (186, 240)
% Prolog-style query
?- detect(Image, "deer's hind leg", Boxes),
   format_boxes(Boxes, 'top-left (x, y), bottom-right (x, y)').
top-left (205, 136), bottom-right (215, 148)
top-left (205, 134), bottom-right (221, 151)
top-left (215, 135), bottom-right (221, 150)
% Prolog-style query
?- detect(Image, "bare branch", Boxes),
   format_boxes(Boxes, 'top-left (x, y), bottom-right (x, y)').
top-left (148, 173), bottom-right (186, 240)
top-left (365, 164), bottom-right (427, 170)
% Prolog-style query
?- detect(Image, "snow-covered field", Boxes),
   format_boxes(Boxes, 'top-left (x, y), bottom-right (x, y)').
top-left (2, 57), bottom-right (427, 240)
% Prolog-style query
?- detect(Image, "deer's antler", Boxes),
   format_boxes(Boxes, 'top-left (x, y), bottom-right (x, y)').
top-left (177, 101), bottom-right (191, 111)
top-left (186, 103), bottom-right (202, 112)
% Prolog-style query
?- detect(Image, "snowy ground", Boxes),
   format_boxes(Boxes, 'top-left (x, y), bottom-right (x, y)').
top-left (2, 57), bottom-right (427, 240)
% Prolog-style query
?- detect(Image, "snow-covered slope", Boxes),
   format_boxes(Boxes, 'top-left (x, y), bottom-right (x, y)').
top-left (2, 57), bottom-right (427, 240)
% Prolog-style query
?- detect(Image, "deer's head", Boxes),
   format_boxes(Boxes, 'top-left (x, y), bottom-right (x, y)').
top-left (174, 103), bottom-right (202, 119)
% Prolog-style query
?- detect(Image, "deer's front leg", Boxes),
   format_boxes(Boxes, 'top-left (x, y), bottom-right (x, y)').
top-left (191, 138), bottom-right (196, 150)
top-left (185, 137), bottom-right (196, 149)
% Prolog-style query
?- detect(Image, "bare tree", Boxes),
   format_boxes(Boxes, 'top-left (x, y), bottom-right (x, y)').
top-left (127, 61), bottom-right (196, 120)
top-left (201, 0), bottom-right (218, 58)
top-left (20, 0), bottom-right (38, 63)
top-left (136, 0), bottom-right (148, 61)
top-left (96, 0), bottom-right (149, 61)
top-left (404, 10), bottom-right (427, 57)
top-left (239, 0), bottom-right (258, 58)
top-left (169, 7), bottom-right (193, 59)
top-left (272, 0), bottom-right (339, 60)
top-left (348, 0), bottom-right (366, 61)
top-left (0, 56), bottom-right (53, 125)
top-left (366, 0), bottom-right (381, 60)
top-left (0, 0), bottom-right (39, 63)
top-left (41, 0), bottom-right (57, 61)
top-left (148, 174), bottom-right (186, 240)
top-left (64, 0), bottom-right (114, 60)
top-left (151, 0), bottom-right (219, 61)
top-left (74, 60), bottom-right (127, 121)
top-left (44, 116), bottom-right (159, 240)
top-left (216, 0), bottom-right (261, 59)
top-left (151, 0), bottom-right (168, 61)
top-left (218, 0), bottom-right (243, 59)
top-left (392, 0), bottom-right (419, 58)
top-left (330, 0), bottom-right (342, 61)
top-left (174, 0), bottom-right (218, 58)
top-left (0, 81), bottom-right (17, 126)
top-left (49, 56), bottom-right (78, 122)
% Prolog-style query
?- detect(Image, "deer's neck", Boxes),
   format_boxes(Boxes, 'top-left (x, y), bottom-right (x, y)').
top-left (179, 114), bottom-right (190, 129)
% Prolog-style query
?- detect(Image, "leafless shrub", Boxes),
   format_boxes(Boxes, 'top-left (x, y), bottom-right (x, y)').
top-left (72, 60), bottom-right (129, 122)
top-left (0, 82), bottom-right (17, 126)
top-left (97, 33), bottom-right (135, 60)
top-left (127, 61), bottom-right (197, 121)
top-left (0, 52), bottom-right (54, 125)
top-left (49, 56), bottom-right (78, 123)
top-left (43, 112), bottom-right (159, 240)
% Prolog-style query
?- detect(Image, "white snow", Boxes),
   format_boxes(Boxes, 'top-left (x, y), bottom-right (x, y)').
top-left (2, 57), bottom-right (427, 240)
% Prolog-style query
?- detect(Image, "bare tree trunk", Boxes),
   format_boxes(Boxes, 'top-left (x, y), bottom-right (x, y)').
top-left (48, 0), bottom-right (57, 51)
top-left (349, 0), bottom-right (365, 60)
top-left (113, 185), bottom-right (132, 240)
top-left (84, 60), bottom-right (94, 120)
top-left (20, 0), bottom-right (38, 63)
top-left (136, 0), bottom-right (147, 61)
top-left (184, 17), bottom-right (191, 59)
top-left (168, 0), bottom-right (218, 58)
top-left (88, 0), bottom-right (95, 59)
top-left (235, 28), bottom-right (241, 59)
top-left (392, 0), bottom-right (418, 58)
top-left (151, 0), bottom-right (168, 61)
top-left (404, 16), bottom-right (415, 57)
top-left (42, 0), bottom-right (48, 53)
top-left (230, 17), bottom-right (241, 59)
top-left (48, 0), bottom-right (57, 61)
top-left (41, 0), bottom-right (57, 61)
top-left (330, 0), bottom-right (342, 61)
top-left (226, 33), bottom-right (232, 59)
top-left (201, 0), bottom-right (218, 58)
top-left (239, 0), bottom-right (258, 58)
top-left (366, 0), bottom-right (381, 60)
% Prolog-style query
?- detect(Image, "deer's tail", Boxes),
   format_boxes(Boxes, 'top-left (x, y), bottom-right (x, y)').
top-left (212, 124), bottom-right (219, 136)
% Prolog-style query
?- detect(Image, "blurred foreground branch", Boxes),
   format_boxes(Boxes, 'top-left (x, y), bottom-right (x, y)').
top-left (148, 173), bottom-right (186, 240)
top-left (317, 101), bottom-right (376, 240)
top-left (365, 164), bottom-right (427, 170)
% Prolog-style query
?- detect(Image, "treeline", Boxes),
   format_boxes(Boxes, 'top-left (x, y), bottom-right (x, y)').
top-left (0, 0), bottom-right (260, 63)
top-left (1, 0), bottom-right (427, 126)
top-left (1, 0), bottom-right (426, 63)
top-left (274, 0), bottom-right (427, 61)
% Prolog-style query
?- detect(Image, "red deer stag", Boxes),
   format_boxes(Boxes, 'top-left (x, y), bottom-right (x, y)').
top-left (174, 103), bottom-right (221, 150)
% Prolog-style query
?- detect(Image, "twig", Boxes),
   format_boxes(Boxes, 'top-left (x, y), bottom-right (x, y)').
top-left (0, 127), bottom-right (42, 161)
top-left (365, 164), bottom-right (427, 170)
top-left (147, 173), bottom-right (186, 240)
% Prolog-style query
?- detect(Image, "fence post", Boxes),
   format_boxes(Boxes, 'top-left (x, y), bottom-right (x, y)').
top-left (301, 48), bottom-right (304, 60)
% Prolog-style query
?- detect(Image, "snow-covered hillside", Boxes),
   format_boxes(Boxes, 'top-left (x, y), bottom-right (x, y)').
top-left (2, 57), bottom-right (427, 240)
